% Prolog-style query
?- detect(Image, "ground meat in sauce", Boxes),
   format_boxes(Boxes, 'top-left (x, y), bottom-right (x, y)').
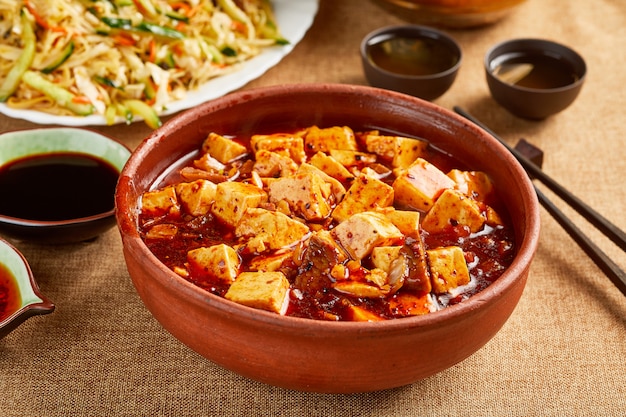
top-left (139, 126), bottom-right (516, 321)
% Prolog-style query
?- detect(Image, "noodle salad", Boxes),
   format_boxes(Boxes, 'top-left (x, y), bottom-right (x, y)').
top-left (0, 0), bottom-right (286, 128)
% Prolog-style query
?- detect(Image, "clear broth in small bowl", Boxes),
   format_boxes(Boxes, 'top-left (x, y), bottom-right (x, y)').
top-left (492, 52), bottom-right (579, 89)
top-left (367, 35), bottom-right (459, 76)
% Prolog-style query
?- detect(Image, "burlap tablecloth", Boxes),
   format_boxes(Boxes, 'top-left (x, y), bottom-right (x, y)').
top-left (1, 0), bottom-right (625, 415)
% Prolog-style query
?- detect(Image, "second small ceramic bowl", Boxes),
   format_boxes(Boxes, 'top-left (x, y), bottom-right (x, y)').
top-left (0, 128), bottom-right (131, 244)
top-left (484, 38), bottom-right (586, 119)
top-left (0, 238), bottom-right (54, 338)
top-left (361, 25), bottom-right (462, 101)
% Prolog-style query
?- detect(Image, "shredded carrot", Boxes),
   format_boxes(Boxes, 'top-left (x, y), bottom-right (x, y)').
top-left (72, 96), bottom-right (91, 104)
top-left (231, 20), bottom-right (247, 34)
top-left (132, 0), bottom-right (151, 16)
top-left (175, 21), bottom-right (187, 31)
top-left (173, 43), bottom-right (185, 56)
top-left (170, 2), bottom-right (192, 15)
top-left (113, 33), bottom-right (137, 46)
top-left (24, 0), bottom-right (67, 33)
top-left (148, 39), bottom-right (157, 63)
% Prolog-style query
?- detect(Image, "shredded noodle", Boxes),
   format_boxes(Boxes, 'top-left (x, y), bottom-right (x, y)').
top-left (0, 0), bottom-right (285, 127)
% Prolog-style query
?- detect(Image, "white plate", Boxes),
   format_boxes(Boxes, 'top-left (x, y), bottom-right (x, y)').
top-left (0, 0), bottom-right (319, 126)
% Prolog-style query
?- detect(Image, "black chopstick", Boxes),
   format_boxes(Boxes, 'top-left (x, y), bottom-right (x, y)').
top-left (534, 187), bottom-right (626, 295)
top-left (453, 106), bottom-right (626, 296)
top-left (454, 106), bottom-right (626, 252)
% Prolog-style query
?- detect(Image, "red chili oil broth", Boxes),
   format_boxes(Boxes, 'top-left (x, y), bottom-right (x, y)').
top-left (139, 127), bottom-right (516, 320)
top-left (0, 263), bottom-right (21, 322)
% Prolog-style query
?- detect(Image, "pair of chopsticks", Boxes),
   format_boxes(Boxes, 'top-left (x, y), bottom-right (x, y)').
top-left (454, 106), bottom-right (626, 296)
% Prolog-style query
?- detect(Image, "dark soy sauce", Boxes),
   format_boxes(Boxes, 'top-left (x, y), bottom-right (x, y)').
top-left (0, 153), bottom-right (119, 221)
top-left (367, 35), bottom-right (458, 76)
top-left (493, 52), bottom-right (579, 89)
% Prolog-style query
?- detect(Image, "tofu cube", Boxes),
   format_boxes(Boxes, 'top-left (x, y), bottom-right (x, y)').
top-left (187, 244), bottom-right (240, 283)
top-left (328, 149), bottom-right (377, 167)
top-left (250, 133), bottom-right (306, 164)
top-left (371, 246), bottom-right (403, 273)
top-left (304, 125), bottom-right (358, 153)
top-left (344, 304), bottom-right (384, 322)
top-left (141, 185), bottom-right (180, 217)
top-left (383, 209), bottom-right (421, 239)
top-left (248, 251), bottom-right (294, 272)
top-left (447, 169), bottom-right (496, 203)
top-left (175, 179), bottom-right (217, 216)
top-left (297, 163), bottom-right (346, 202)
top-left (235, 208), bottom-right (310, 253)
top-left (388, 293), bottom-right (433, 316)
top-left (268, 171), bottom-right (332, 221)
top-left (211, 182), bottom-right (267, 227)
top-left (201, 132), bottom-right (248, 163)
top-left (364, 134), bottom-right (428, 169)
top-left (224, 271), bottom-right (290, 314)
top-left (427, 246), bottom-right (470, 294)
top-left (421, 189), bottom-right (485, 233)
top-left (253, 149), bottom-right (298, 178)
top-left (392, 158), bottom-right (455, 212)
top-left (332, 174), bottom-right (394, 223)
top-left (332, 211), bottom-right (404, 260)
top-left (309, 151), bottom-right (355, 183)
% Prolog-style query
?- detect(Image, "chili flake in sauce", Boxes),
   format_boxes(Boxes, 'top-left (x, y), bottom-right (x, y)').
top-left (138, 125), bottom-right (516, 321)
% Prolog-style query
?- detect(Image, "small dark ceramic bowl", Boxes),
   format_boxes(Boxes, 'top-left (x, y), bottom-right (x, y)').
top-left (116, 83), bottom-right (541, 393)
top-left (485, 38), bottom-right (586, 119)
top-left (0, 238), bottom-right (54, 338)
top-left (361, 25), bottom-right (462, 101)
top-left (0, 128), bottom-right (131, 244)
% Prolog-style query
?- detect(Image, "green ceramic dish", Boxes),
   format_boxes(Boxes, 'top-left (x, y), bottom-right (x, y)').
top-left (0, 128), bottom-right (131, 244)
top-left (0, 237), bottom-right (54, 338)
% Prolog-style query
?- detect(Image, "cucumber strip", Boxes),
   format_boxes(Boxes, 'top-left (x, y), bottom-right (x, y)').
top-left (21, 70), bottom-right (95, 116)
top-left (42, 40), bottom-right (75, 74)
top-left (216, 0), bottom-right (254, 38)
top-left (0, 9), bottom-right (36, 101)
top-left (123, 99), bottom-right (162, 129)
top-left (135, 21), bottom-right (185, 39)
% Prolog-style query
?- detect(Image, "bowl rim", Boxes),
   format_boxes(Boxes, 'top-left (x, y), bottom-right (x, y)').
top-left (117, 83), bottom-right (540, 334)
top-left (360, 24), bottom-right (463, 81)
top-left (0, 127), bottom-right (132, 228)
top-left (0, 237), bottom-right (55, 337)
top-left (484, 37), bottom-right (587, 94)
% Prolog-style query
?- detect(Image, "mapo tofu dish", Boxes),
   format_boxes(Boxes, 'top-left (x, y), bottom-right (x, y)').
top-left (138, 125), bottom-right (516, 321)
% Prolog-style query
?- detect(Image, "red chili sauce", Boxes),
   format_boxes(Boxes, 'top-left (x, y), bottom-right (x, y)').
top-left (138, 127), bottom-right (516, 321)
top-left (0, 263), bottom-right (21, 322)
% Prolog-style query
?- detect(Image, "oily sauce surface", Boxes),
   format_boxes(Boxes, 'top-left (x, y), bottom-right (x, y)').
top-left (0, 153), bottom-right (119, 221)
top-left (0, 263), bottom-right (20, 321)
top-left (138, 127), bottom-right (516, 321)
top-left (494, 52), bottom-right (579, 89)
top-left (367, 35), bottom-right (458, 76)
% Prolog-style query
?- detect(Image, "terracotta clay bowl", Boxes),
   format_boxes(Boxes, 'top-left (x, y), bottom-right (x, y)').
top-left (372, 0), bottom-right (527, 29)
top-left (115, 83), bottom-right (540, 393)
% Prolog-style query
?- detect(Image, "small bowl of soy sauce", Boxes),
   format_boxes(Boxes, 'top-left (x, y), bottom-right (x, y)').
top-left (361, 25), bottom-right (462, 101)
top-left (485, 38), bottom-right (587, 119)
top-left (0, 128), bottom-right (131, 244)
